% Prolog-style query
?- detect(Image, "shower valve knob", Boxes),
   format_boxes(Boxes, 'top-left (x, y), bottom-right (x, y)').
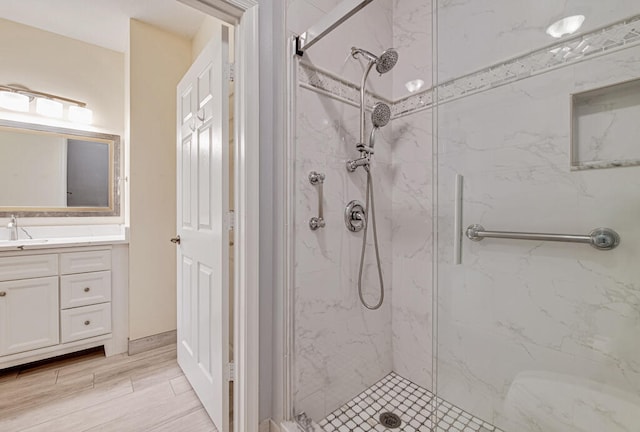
top-left (345, 200), bottom-right (366, 232)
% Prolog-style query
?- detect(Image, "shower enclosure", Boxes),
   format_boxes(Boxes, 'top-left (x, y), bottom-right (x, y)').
top-left (285, 1), bottom-right (640, 431)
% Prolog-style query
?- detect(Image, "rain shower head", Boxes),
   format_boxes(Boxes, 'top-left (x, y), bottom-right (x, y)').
top-left (371, 102), bottom-right (391, 128)
top-left (351, 47), bottom-right (399, 75)
top-left (376, 49), bottom-right (398, 74)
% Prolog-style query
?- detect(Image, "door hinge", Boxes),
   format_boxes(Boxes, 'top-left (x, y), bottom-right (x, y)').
top-left (226, 62), bottom-right (235, 82)
top-left (226, 211), bottom-right (235, 230)
top-left (226, 362), bottom-right (235, 381)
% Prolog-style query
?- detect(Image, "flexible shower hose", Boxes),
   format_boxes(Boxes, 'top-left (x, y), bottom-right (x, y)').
top-left (358, 166), bottom-right (384, 310)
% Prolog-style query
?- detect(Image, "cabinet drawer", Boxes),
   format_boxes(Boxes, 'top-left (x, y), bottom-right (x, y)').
top-left (61, 303), bottom-right (111, 343)
top-left (60, 271), bottom-right (111, 309)
top-left (60, 250), bottom-right (111, 275)
top-left (0, 254), bottom-right (58, 282)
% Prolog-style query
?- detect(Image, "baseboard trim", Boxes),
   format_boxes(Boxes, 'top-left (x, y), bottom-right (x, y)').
top-left (259, 419), bottom-right (270, 432)
top-left (258, 418), bottom-right (281, 432)
top-left (128, 330), bottom-right (177, 355)
top-left (269, 419), bottom-right (281, 432)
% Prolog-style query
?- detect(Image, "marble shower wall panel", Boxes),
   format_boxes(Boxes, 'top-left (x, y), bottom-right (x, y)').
top-left (390, 109), bottom-right (433, 390)
top-left (388, 0), bottom-right (435, 393)
top-left (436, 0), bottom-right (640, 83)
top-left (288, 0), bottom-right (394, 100)
top-left (436, 43), bottom-right (640, 432)
top-left (392, 0), bottom-right (432, 100)
top-left (293, 85), bottom-right (394, 421)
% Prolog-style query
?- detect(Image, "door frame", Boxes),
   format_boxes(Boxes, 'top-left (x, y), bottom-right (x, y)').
top-left (177, 1), bottom-right (259, 431)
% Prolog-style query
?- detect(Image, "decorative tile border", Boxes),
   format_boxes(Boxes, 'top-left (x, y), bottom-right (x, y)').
top-left (297, 61), bottom-right (391, 110)
top-left (297, 14), bottom-right (640, 118)
top-left (393, 90), bottom-right (434, 117)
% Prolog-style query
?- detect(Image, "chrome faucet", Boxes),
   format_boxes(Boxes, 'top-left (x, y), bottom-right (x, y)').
top-left (7, 214), bottom-right (18, 241)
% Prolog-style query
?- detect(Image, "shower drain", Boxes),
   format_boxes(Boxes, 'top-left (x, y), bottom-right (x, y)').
top-left (379, 412), bottom-right (402, 429)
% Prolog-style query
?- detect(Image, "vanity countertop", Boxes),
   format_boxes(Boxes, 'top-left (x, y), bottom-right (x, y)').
top-left (0, 235), bottom-right (128, 252)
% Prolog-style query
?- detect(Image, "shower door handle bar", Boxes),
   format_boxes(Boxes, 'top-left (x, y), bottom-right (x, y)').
top-left (309, 171), bottom-right (326, 230)
top-left (465, 224), bottom-right (620, 251)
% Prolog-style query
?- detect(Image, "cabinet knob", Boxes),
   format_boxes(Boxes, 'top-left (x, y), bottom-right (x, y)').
top-left (84, 287), bottom-right (91, 293)
top-left (0, 291), bottom-right (5, 297)
top-left (84, 320), bottom-right (91, 326)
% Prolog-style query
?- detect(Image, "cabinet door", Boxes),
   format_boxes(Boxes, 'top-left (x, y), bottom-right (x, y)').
top-left (0, 276), bottom-right (59, 356)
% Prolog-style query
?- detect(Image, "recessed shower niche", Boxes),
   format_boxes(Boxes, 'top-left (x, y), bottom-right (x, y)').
top-left (571, 77), bottom-right (640, 170)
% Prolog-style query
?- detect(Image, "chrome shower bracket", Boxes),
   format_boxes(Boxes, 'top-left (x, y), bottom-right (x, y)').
top-left (346, 155), bottom-right (370, 172)
top-left (309, 171), bottom-right (326, 230)
top-left (345, 200), bottom-right (366, 232)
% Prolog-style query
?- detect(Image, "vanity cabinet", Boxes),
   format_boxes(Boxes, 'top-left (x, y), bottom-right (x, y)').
top-left (0, 247), bottom-right (114, 368)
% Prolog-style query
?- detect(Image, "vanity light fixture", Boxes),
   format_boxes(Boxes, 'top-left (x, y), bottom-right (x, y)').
top-left (35, 97), bottom-right (64, 118)
top-left (546, 15), bottom-right (585, 38)
top-left (0, 84), bottom-right (93, 124)
top-left (0, 91), bottom-right (29, 112)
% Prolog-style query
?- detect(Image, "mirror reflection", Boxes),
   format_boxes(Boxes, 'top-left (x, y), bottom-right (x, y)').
top-left (0, 120), bottom-right (119, 216)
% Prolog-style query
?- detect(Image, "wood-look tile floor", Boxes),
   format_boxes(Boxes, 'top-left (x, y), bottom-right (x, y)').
top-left (0, 344), bottom-right (218, 432)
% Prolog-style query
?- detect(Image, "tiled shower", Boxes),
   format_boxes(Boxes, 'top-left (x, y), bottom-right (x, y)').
top-left (287, 1), bottom-right (640, 431)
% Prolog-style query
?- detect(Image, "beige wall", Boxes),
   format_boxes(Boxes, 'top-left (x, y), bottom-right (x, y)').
top-left (128, 19), bottom-right (192, 340)
top-left (0, 18), bottom-right (124, 134)
top-left (0, 19), bottom-right (125, 225)
top-left (192, 16), bottom-right (234, 62)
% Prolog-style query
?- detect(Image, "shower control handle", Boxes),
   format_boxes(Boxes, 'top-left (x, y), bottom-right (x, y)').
top-left (345, 200), bottom-right (366, 232)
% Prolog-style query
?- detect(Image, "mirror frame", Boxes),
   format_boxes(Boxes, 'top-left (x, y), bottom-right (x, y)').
top-left (0, 119), bottom-right (121, 217)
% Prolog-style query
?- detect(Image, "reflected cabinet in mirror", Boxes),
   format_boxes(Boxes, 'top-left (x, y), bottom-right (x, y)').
top-left (0, 120), bottom-right (120, 217)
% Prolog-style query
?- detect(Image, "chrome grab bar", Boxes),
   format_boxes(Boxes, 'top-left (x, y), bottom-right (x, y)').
top-left (309, 171), bottom-right (326, 230)
top-left (466, 224), bottom-right (620, 251)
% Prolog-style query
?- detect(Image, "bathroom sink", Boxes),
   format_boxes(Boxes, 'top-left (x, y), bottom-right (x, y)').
top-left (0, 239), bottom-right (49, 246)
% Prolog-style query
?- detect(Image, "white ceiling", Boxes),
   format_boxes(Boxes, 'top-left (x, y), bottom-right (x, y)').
top-left (0, 0), bottom-right (206, 53)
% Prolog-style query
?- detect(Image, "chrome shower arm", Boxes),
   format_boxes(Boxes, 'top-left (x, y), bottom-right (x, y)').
top-left (352, 47), bottom-right (378, 62)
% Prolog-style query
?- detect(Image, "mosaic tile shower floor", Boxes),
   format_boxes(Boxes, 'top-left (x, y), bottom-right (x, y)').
top-left (319, 373), bottom-right (505, 432)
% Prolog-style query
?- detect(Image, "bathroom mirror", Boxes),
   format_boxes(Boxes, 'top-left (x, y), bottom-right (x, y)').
top-left (0, 119), bottom-right (120, 217)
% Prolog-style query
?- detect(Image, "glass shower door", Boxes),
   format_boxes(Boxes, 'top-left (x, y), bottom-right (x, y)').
top-left (434, 2), bottom-right (640, 431)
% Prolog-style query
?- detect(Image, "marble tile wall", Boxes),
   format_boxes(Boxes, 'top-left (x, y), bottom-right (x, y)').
top-left (293, 84), bottom-right (395, 421)
top-left (389, 109), bottom-right (433, 390)
top-left (288, 0), bottom-right (396, 421)
top-left (392, 0), bottom-right (432, 100)
top-left (435, 42), bottom-right (640, 432)
top-left (389, 0), bottom-right (434, 393)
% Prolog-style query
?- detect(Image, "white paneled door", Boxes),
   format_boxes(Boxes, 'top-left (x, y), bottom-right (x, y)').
top-left (176, 23), bottom-right (231, 432)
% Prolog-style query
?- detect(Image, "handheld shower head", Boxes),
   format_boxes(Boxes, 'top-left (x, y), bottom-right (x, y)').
top-left (351, 47), bottom-right (399, 75)
top-left (371, 102), bottom-right (391, 128)
top-left (368, 102), bottom-right (391, 149)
